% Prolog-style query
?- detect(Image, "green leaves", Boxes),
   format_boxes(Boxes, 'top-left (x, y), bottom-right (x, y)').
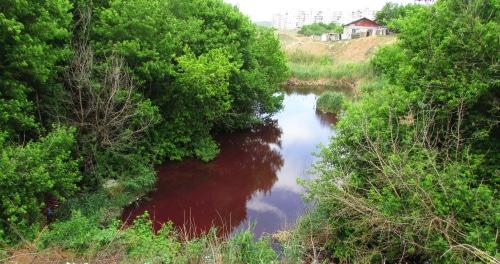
top-left (298, 22), bottom-right (343, 36)
top-left (306, 0), bottom-right (500, 262)
top-left (167, 48), bottom-right (235, 160)
top-left (92, 0), bottom-right (287, 160)
top-left (316, 91), bottom-right (345, 114)
top-left (0, 0), bottom-right (288, 245)
top-left (0, 0), bottom-right (73, 139)
top-left (0, 127), bottom-right (80, 239)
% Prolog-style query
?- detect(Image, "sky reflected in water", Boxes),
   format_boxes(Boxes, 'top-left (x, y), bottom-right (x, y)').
top-left (123, 90), bottom-right (336, 237)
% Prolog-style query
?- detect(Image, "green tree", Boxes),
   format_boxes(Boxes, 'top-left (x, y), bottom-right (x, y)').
top-left (375, 2), bottom-right (422, 32)
top-left (306, 0), bottom-right (499, 262)
top-left (298, 22), bottom-right (343, 36)
top-left (92, 0), bottom-right (288, 160)
top-left (167, 48), bottom-right (236, 161)
top-left (0, 127), bottom-right (81, 240)
top-left (0, 0), bottom-right (73, 140)
top-left (376, 2), bottom-right (404, 26)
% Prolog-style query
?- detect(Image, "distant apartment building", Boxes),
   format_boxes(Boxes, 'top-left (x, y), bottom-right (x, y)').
top-left (351, 8), bottom-right (376, 21)
top-left (272, 12), bottom-right (296, 29)
top-left (327, 11), bottom-right (344, 25)
top-left (313, 11), bottom-right (324, 24)
top-left (294, 10), bottom-right (312, 28)
top-left (273, 10), bottom-right (345, 30)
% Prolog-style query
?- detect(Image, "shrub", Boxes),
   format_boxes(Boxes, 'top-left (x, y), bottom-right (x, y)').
top-left (225, 230), bottom-right (278, 264)
top-left (316, 91), bottom-right (345, 114)
top-left (0, 127), bottom-right (81, 240)
top-left (39, 211), bottom-right (118, 253)
top-left (298, 22), bottom-right (343, 36)
top-left (303, 0), bottom-right (499, 262)
top-left (39, 211), bottom-right (279, 263)
top-left (92, 0), bottom-right (288, 160)
top-left (120, 213), bottom-right (181, 263)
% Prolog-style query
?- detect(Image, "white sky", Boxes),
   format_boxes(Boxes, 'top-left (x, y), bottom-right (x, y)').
top-left (223, 0), bottom-right (415, 21)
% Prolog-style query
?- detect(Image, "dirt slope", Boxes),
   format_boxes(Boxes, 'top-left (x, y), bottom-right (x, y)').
top-left (281, 31), bottom-right (397, 63)
top-left (329, 36), bottom-right (397, 63)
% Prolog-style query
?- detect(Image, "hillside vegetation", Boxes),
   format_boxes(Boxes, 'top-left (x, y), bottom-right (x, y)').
top-left (287, 0), bottom-right (499, 263)
top-left (282, 32), bottom-right (396, 88)
top-left (298, 22), bottom-right (343, 36)
top-left (1, 0), bottom-right (288, 261)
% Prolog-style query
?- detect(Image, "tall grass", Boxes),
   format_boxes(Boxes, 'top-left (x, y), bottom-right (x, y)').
top-left (286, 50), bottom-right (333, 65)
top-left (316, 91), bottom-right (345, 114)
top-left (286, 50), bottom-right (373, 81)
top-left (4, 212), bottom-right (279, 264)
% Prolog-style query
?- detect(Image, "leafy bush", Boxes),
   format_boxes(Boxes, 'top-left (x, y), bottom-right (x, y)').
top-left (120, 213), bottom-right (181, 263)
top-left (375, 3), bottom-right (424, 32)
top-left (0, 127), bottom-right (81, 240)
top-left (226, 230), bottom-right (278, 264)
top-left (298, 22), bottom-right (343, 36)
top-left (39, 211), bottom-right (278, 263)
top-left (39, 211), bottom-right (118, 253)
top-left (303, 0), bottom-right (499, 262)
top-left (92, 0), bottom-right (288, 160)
top-left (316, 91), bottom-right (345, 114)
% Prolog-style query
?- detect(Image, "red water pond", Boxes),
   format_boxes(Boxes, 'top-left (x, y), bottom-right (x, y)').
top-left (123, 90), bottom-right (337, 237)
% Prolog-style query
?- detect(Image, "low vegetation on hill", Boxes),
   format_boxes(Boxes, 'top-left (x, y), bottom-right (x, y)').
top-left (286, 49), bottom-right (372, 88)
top-left (283, 32), bottom-right (395, 89)
top-left (298, 22), bottom-right (343, 36)
top-left (290, 0), bottom-right (499, 262)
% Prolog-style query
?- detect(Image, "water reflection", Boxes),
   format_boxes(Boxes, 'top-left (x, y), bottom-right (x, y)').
top-left (123, 91), bottom-right (337, 237)
top-left (123, 123), bottom-right (284, 236)
top-left (316, 109), bottom-right (338, 127)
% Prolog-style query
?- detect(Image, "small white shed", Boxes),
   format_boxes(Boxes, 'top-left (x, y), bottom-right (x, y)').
top-left (320, 32), bottom-right (341, 42)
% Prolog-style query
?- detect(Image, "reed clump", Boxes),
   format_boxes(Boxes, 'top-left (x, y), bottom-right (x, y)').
top-left (316, 91), bottom-right (345, 114)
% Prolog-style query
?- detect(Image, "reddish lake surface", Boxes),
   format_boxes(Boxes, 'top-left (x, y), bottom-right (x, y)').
top-left (123, 89), bottom-right (337, 237)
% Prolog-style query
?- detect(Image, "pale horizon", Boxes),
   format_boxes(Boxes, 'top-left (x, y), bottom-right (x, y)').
top-left (223, 0), bottom-right (416, 21)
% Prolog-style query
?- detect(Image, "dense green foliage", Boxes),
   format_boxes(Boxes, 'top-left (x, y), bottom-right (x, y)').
top-left (3, 0), bottom-right (498, 262)
top-left (92, 0), bottom-right (288, 161)
top-left (0, 0), bottom-right (288, 252)
top-left (298, 22), bottom-right (343, 36)
top-left (303, 0), bottom-right (499, 262)
top-left (0, 0), bottom-right (73, 140)
top-left (0, 127), bottom-right (80, 241)
top-left (375, 2), bottom-right (423, 32)
top-left (316, 91), bottom-right (345, 114)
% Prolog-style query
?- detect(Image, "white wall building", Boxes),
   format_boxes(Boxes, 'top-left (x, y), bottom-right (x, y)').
top-left (342, 17), bottom-right (388, 40)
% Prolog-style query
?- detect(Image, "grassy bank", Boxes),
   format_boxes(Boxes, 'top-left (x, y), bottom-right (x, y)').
top-left (3, 216), bottom-right (278, 263)
top-left (285, 50), bottom-right (373, 88)
top-left (282, 0), bottom-right (499, 263)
